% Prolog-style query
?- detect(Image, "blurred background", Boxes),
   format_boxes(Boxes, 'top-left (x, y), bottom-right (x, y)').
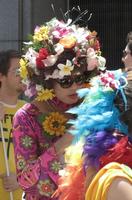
top-left (0, 0), bottom-right (131, 68)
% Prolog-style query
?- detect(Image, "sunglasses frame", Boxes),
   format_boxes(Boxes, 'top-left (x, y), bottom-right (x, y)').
top-left (55, 73), bottom-right (89, 88)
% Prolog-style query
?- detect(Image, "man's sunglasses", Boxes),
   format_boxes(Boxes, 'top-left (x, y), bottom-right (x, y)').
top-left (122, 50), bottom-right (131, 57)
top-left (8, 68), bottom-right (20, 76)
top-left (56, 73), bottom-right (89, 88)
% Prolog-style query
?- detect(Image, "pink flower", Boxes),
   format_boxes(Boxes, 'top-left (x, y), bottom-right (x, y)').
top-left (52, 27), bottom-right (69, 39)
top-left (87, 48), bottom-right (98, 71)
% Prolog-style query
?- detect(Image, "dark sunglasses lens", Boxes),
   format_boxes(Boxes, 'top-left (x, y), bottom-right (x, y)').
top-left (75, 75), bottom-right (84, 85)
top-left (58, 78), bottom-right (73, 88)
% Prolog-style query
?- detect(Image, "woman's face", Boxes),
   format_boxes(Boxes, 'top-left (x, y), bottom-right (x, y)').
top-left (122, 44), bottom-right (132, 71)
top-left (53, 72), bottom-right (86, 105)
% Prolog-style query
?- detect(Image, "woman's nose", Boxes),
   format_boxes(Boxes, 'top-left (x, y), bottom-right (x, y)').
top-left (70, 82), bottom-right (82, 90)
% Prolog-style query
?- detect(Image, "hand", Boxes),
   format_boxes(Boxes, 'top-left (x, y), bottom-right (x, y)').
top-left (55, 133), bottom-right (73, 155)
top-left (0, 173), bottom-right (19, 192)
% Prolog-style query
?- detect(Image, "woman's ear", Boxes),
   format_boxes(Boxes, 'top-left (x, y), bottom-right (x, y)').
top-left (0, 72), bottom-right (4, 81)
top-left (0, 73), bottom-right (3, 81)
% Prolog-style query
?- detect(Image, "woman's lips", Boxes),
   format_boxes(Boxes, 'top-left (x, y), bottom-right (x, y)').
top-left (68, 94), bottom-right (78, 99)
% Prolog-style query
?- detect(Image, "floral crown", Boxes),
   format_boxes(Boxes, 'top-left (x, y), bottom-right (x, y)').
top-left (20, 17), bottom-right (106, 101)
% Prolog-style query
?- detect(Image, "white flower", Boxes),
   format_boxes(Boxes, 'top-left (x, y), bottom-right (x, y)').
top-left (43, 55), bottom-right (58, 67)
top-left (23, 41), bottom-right (33, 45)
top-left (45, 69), bottom-right (60, 80)
top-left (71, 25), bottom-right (89, 43)
top-left (24, 47), bottom-right (38, 60)
top-left (97, 56), bottom-right (106, 70)
top-left (54, 43), bottom-right (64, 55)
top-left (57, 60), bottom-right (74, 77)
top-left (24, 48), bottom-right (38, 69)
top-left (36, 84), bottom-right (43, 91)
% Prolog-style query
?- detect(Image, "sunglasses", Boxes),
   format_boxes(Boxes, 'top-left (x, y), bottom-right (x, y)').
top-left (8, 68), bottom-right (20, 76)
top-left (56, 73), bottom-right (88, 88)
top-left (122, 50), bottom-right (131, 57)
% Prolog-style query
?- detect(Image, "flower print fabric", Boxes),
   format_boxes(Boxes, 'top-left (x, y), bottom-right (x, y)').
top-left (12, 103), bottom-right (62, 200)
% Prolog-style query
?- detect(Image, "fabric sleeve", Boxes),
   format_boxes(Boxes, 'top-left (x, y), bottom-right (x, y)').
top-left (85, 162), bottom-right (132, 200)
top-left (12, 110), bottom-right (60, 198)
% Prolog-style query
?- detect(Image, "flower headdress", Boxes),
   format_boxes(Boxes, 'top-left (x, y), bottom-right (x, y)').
top-left (20, 15), bottom-right (106, 101)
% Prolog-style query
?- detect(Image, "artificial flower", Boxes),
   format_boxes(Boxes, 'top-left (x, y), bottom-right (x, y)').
top-left (39, 48), bottom-right (49, 59)
top-left (24, 47), bottom-right (38, 69)
top-left (59, 35), bottom-right (76, 48)
top-left (24, 83), bottom-right (37, 98)
top-left (97, 56), bottom-right (106, 70)
top-left (57, 60), bottom-right (74, 77)
top-left (19, 58), bottom-right (28, 79)
top-left (33, 25), bottom-right (49, 42)
top-left (54, 43), bottom-right (64, 55)
top-left (52, 26), bottom-right (70, 39)
top-left (45, 69), bottom-right (60, 80)
top-left (35, 89), bottom-right (55, 101)
top-left (100, 71), bottom-right (119, 89)
top-left (43, 55), bottom-right (58, 67)
top-left (36, 57), bottom-right (45, 69)
top-left (43, 112), bottom-right (67, 136)
top-left (72, 25), bottom-right (90, 43)
top-left (86, 48), bottom-right (98, 71)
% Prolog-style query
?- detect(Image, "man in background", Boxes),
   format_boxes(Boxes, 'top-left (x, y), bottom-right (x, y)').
top-left (0, 50), bottom-right (26, 199)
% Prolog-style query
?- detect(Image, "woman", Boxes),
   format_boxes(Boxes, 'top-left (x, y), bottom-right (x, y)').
top-left (12, 17), bottom-right (105, 200)
top-left (55, 36), bottom-right (132, 200)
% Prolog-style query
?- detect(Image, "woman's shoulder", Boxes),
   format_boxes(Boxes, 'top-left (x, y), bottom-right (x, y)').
top-left (107, 176), bottom-right (132, 200)
top-left (14, 103), bottom-right (40, 119)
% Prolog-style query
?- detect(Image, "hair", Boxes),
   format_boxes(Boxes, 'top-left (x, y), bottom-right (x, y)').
top-left (126, 31), bottom-right (132, 43)
top-left (0, 49), bottom-right (21, 76)
top-left (121, 81), bottom-right (132, 135)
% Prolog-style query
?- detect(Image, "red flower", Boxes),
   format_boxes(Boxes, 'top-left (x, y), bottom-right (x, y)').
top-left (39, 48), bottom-right (48, 59)
top-left (36, 48), bottom-right (49, 69)
top-left (36, 57), bottom-right (44, 69)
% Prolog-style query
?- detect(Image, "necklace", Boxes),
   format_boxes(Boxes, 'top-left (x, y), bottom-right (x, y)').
top-left (48, 97), bottom-right (73, 112)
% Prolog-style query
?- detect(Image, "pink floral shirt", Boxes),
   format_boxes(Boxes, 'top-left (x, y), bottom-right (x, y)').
top-left (12, 103), bottom-right (62, 200)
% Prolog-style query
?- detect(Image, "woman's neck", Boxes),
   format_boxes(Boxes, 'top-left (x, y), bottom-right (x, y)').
top-left (48, 97), bottom-right (73, 112)
top-left (32, 97), bottom-right (73, 115)
top-left (0, 94), bottom-right (18, 106)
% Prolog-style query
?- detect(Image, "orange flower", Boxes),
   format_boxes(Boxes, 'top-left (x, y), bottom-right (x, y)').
top-left (59, 36), bottom-right (76, 49)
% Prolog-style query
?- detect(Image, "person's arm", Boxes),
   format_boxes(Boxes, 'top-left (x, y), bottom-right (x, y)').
top-left (54, 132), bottom-right (73, 156)
top-left (12, 109), bottom-right (60, 197)
top-left (107, 177), bottom-right (132, 200)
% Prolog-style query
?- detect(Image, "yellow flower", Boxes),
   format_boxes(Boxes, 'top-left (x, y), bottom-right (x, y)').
top-left (19, 58), bottom-right (28, 79)
top-left (33, 26), bottom-right (49, 42)
top-left (35, 89), bottom-right (55, 101)
top-left (43, 112), bottom-right (67, 136)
